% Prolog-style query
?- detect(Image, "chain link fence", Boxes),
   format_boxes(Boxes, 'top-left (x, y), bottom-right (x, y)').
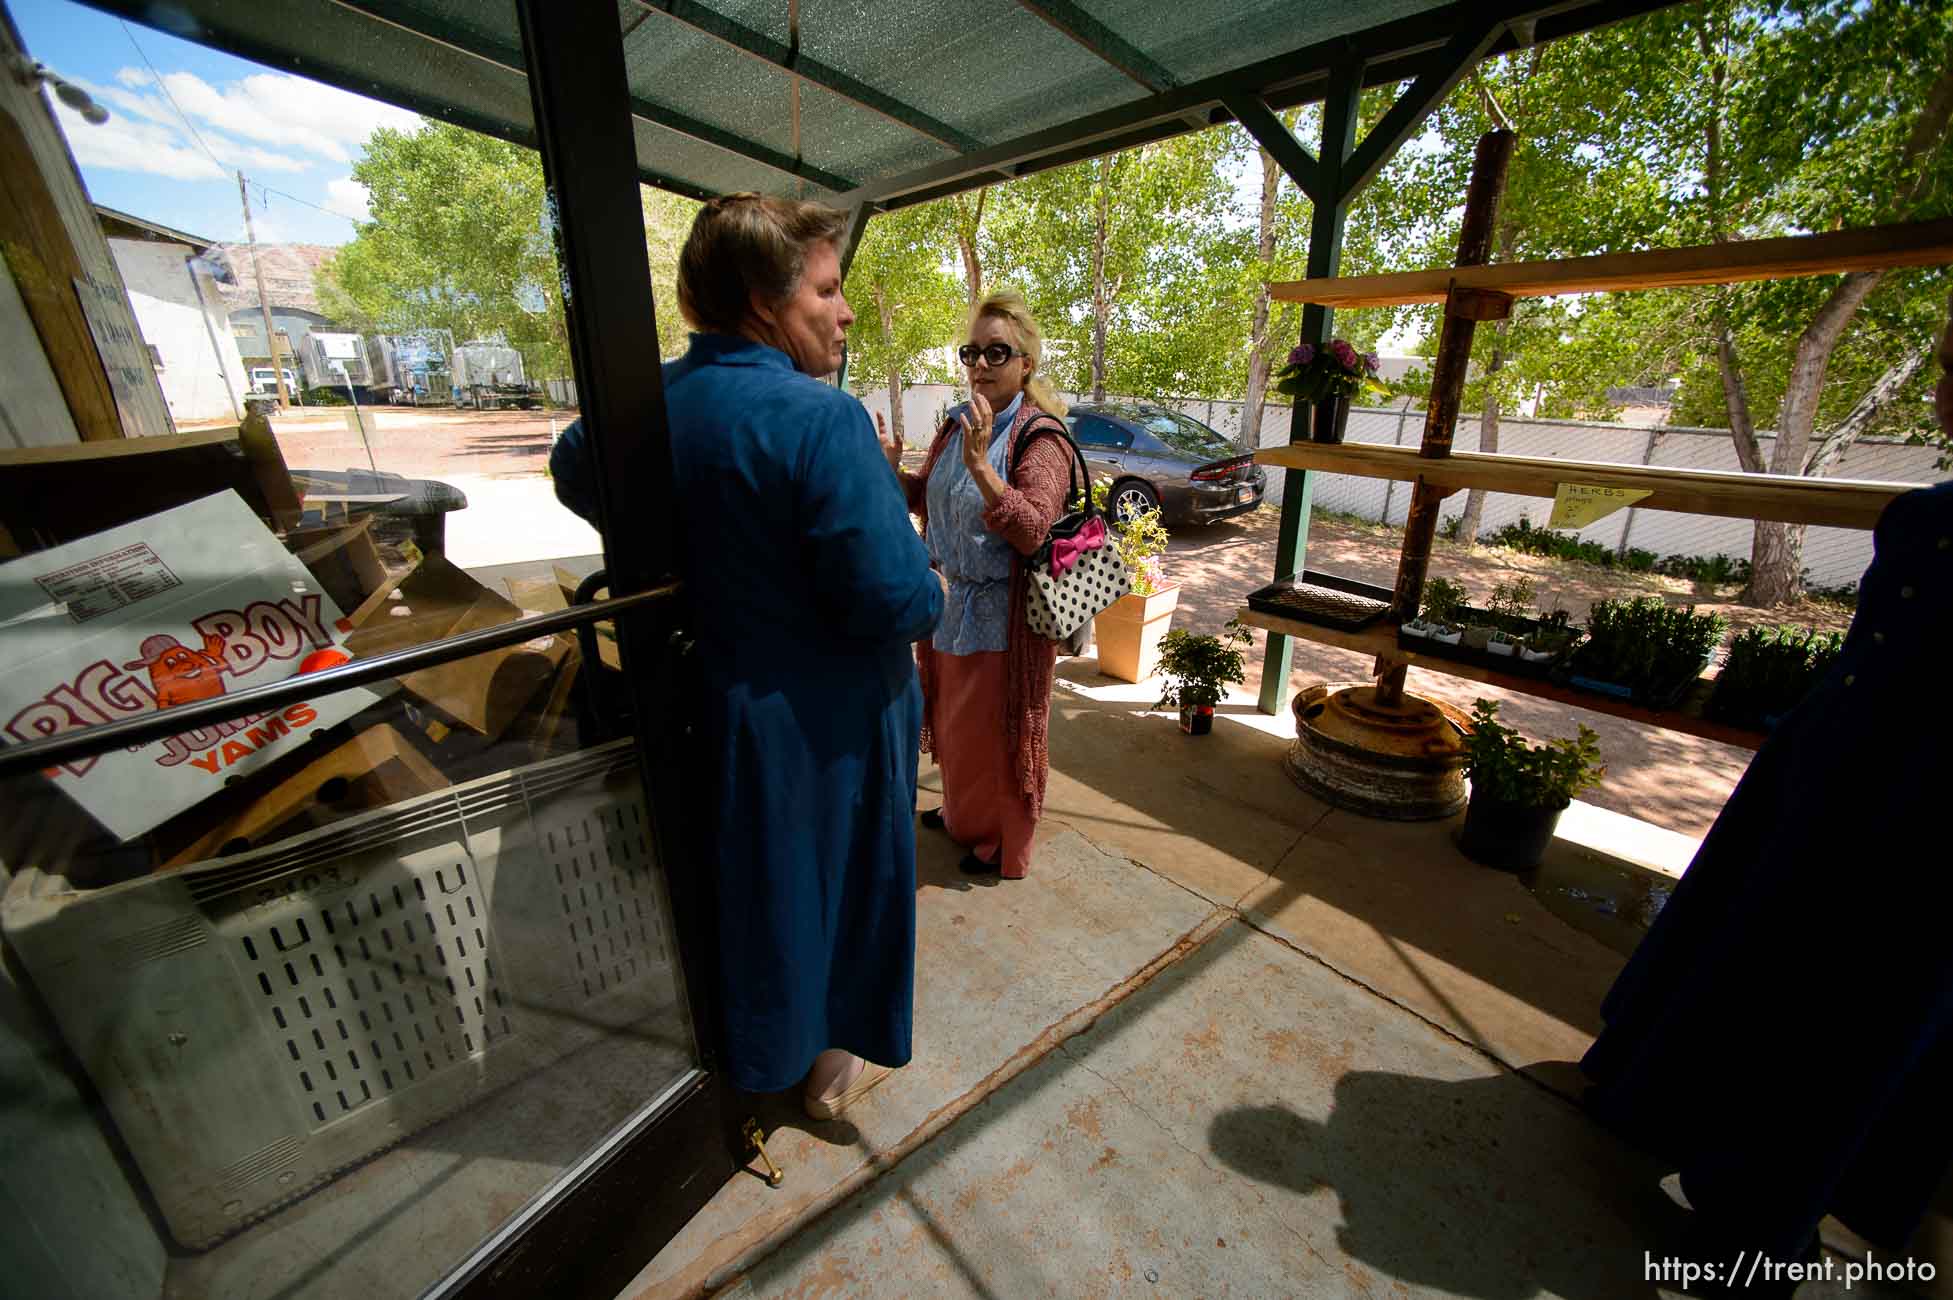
top-left (850, 384), bottom-right (1945, 590)
top-left (1150, 396), bottom-right (1946, 591)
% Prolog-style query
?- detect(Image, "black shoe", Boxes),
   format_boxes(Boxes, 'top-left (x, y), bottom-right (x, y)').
top-left (920, 807), bottom-right (946, 832)
top-left (959, 851), bottom-right (1001, 876)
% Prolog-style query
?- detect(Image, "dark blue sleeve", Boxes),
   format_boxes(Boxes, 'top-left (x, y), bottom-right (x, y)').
top-left (549, 418), bottom-right (599, 524)
top-left (800, 400), bottom-right (944, 644)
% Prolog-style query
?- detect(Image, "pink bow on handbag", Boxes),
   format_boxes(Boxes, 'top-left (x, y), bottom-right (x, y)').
top-left (1049, 515), bottom-right (1107, 579)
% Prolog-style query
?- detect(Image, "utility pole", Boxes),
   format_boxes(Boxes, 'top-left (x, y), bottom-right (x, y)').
top-left (238, 170), bottom-right (291, 407)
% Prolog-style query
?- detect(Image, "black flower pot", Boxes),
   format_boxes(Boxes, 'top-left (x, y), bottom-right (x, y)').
top-left (1179, 703), bottom-right (1215, 735)
top-left (1457, 791), bottom-right (1567, 872)
top-left (1311, 392), bottom-right (1350, 444)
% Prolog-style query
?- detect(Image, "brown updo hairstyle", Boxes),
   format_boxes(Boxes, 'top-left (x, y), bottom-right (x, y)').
top-left (676, 192), bottom-right (851, 334)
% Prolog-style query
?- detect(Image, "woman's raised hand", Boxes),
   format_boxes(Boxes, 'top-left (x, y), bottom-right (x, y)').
top-left (959, 391), bottom-right (994, 476)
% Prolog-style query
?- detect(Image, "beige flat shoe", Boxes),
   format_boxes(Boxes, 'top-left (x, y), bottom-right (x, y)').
top-left (803, 1060), bottom-right (894, 1121)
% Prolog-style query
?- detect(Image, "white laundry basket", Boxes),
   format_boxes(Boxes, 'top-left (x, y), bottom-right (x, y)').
top-left (2, 740), bottom-right (685, 1248)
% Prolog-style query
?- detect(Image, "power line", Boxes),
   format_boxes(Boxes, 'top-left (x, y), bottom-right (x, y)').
top-left (251, 181), bottom-right (362, 228)
top-left (120, 19), bottom-right (223, 172)
top-left (120, 21), bottom-right (360, 231)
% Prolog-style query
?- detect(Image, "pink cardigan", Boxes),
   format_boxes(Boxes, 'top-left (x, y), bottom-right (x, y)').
top-left (900, 407), bottom-right (1072, 820)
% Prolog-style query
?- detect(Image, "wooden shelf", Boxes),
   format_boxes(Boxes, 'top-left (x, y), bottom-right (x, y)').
top-left (1237, 607), bottom-right (1763, 751)
top-left (1268, 218), bottom-right (1953, 307)
top-left (1254, 441), bottom-right (1915, 530)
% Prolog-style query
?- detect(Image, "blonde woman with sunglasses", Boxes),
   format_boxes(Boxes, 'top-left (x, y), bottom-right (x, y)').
top-left (883, 289), bottom-right (1072, 879)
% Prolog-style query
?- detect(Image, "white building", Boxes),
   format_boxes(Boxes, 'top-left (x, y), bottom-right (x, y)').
top-left (96, 207), bottom-right (251, 425)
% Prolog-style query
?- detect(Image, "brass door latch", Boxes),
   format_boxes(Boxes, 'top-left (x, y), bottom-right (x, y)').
top-left (742, 1117), bottom-right (784, 1188)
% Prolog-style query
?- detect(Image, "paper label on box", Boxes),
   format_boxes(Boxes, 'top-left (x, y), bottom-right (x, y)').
top-left (1547, 483), bottom-right (1651, 530)
top-left (0, 492), bottom-right (380, 841)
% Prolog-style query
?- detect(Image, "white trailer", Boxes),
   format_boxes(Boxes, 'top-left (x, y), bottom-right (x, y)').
top-left (299, 330), bottom-right (372, 391)
top-left (450, 338), bottom-right (541, 410)
top-left (366, 330), bottom-right (455, 405)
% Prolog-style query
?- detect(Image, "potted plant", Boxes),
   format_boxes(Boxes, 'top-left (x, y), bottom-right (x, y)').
top-left (1565, 596), bottom-right (1728, 709)
top-left (1520, 607), bottom-right (1579, 665)
top-left (1273, 339), bottom-right (1387, 442)
top-left (1707, 625), bottom-right (1844, 730)
top-left (1155, 619), bottom-right (1252, 735)
top-left (1402, 576), bottom-right (1467, 645)
top-left (1090, 481), bottom-right (1176, 682)
top-left (1483, 578), bottom-right (1536, 657)
top-left (1458, 699), bottom-right (1605, 871)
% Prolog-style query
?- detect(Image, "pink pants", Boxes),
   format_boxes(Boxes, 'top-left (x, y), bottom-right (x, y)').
top-left (932, 649), bottom-right (1036, 879)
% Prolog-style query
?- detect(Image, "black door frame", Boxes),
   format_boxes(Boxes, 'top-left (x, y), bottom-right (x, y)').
top-left (0, 2), bottom-right (744, 1293)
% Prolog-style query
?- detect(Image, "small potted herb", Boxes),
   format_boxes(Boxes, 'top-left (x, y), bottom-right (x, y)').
top-left (1521, 608), bottom-right (1579, 664)
top-left (1403, 577), bottom-right (1468, 645)
top-left (1484, 578), bottom-right (1536, 658)
top-left (1458, 699), bottom-right (1605, 871)
top-left (1155, 619), bottom-right (1252, 735)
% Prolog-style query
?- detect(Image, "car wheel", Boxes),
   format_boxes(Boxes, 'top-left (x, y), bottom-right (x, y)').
top-left (1110, 479), bottom-right (1160, 522)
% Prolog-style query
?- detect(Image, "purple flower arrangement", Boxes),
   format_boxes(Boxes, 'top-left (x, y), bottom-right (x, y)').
top-left (1274, 338), bottom-right (1385, 405)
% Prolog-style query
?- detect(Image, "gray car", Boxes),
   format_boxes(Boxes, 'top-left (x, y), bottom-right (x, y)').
top-left (1065, 403), bottom-right (1267, 526)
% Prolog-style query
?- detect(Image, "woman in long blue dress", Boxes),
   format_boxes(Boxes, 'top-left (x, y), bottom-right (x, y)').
top-left (639, 194), bottom-right (942, 1118)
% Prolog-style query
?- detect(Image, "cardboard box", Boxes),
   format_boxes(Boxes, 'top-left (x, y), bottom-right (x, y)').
top-left (288, 517), bottom-right (389, 615)
top-left (0, 429), bottom-right (291, 554)
top-left (0, 492), bottom-right (380, 841)
top-left (149, 722), bottom-right (448, 870)
top-left (344, 556), bottom-right (569, 740)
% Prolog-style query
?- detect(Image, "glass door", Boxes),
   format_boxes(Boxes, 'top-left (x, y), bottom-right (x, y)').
top-left (0, 2), bottom-right (743, 1296)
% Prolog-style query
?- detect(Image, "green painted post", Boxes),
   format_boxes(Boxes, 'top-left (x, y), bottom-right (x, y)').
top-left (1257, 63), bottom-right (1361, 715)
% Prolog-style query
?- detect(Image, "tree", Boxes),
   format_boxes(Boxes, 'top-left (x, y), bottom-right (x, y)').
top-left (1678, 0), bottom-right (1953, 604)
top-left (983, 130), bottom-right (1251, 402)
top-left (318, 122), bottom-right (704, 382)
top-left (1239, 108), bottom-right (1309, 452)
top-left (843, 204), bottom-right (962, 443)
top-left (946, 187), bottom-right (989, 305)
top-left (642, 185), bottom-right (701, 354)
top-left (317, 122), bottom-right (572, 378)
top-left (1348, 17), bottom-right (1692, 542)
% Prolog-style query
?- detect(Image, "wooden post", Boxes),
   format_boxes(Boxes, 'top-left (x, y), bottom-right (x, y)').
top-left (238, 171), bottom-right (292, 408)
top-left (1377, 130), bottom-right (1515, 709)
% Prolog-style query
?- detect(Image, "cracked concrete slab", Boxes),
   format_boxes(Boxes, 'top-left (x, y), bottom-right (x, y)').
top-left (720, 918), bottom-right (1689, 1299)
top-left (621, 820), bottom-right (1221, 1298)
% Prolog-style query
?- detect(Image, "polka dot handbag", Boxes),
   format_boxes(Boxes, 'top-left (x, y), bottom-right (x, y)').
top-left (1013, 418), bottom-right (1132, 642)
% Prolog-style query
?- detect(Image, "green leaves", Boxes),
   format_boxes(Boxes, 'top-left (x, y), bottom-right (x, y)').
top-left (1463, 699), bottom-right (1605, 809)
top-left (315, 121), bottom-right (700, 381)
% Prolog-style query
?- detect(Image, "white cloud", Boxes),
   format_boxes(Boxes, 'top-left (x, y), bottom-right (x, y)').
top-left (323, 176), bottom-right (372, 222)
top-left (155, 69), bottom-right (419, 164)
top-left (203, 130), bottom-right (311, 174)
top-left (51, 94), bottom-right (225, 181)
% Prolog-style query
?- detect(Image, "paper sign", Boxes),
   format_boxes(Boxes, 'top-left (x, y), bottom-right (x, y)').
top-left (72, 273), bottom-right (154, 435)
top-left (0, 492), bottom-right (381, 841)
top-left (1548, 483), bottom-right (1652, 530)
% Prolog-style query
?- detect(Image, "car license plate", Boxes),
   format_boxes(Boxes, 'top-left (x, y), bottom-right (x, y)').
top-left (1236, 486), bottom-right (1255, 503)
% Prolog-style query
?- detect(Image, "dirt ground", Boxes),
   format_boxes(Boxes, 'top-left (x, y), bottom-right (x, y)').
top-left (247, 415), bottom-right (1815, 840)
top-left (1165, 509), bottom-right (1852, 840)
top-left (246, 405), bottom-right (576, 479)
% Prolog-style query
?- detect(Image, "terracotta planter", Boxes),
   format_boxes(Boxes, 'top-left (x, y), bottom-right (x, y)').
top-left (1094, 585), bottom-right (1179, 683)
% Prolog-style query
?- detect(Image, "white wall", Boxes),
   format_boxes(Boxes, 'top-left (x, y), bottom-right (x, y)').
top-left (108, 238), bottom-right (248, 424)
top-left (856, 383), bottom-right (957, 442)
top-left (0, 253), bottom-right (81, 448)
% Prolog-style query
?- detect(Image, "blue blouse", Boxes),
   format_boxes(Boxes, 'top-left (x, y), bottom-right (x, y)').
top-left (926, 392), bottom-right (1025, 655)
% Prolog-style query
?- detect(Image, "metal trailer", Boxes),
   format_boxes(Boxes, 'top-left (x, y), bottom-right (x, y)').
top-left (450, 338), bottom-right (542, 410)
top-left (298, 330), bottom-right (372, 392)
top-left (366, 330), bottom-right (455, 406)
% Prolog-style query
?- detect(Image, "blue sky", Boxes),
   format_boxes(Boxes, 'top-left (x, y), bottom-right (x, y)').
top-left (12, 0), bottom-right (422, 247)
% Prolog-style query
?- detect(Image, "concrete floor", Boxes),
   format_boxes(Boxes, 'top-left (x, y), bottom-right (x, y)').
top-left (618, 673), bottom-right (1935, 1299)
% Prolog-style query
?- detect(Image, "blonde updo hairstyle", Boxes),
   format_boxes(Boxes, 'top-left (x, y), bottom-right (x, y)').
top-left (677, 192), bottom-right (850, 335)
top-left (969, 288), bottom-right (1068, 418)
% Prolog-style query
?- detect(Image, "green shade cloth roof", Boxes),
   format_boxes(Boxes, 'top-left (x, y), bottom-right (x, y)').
top-left (83, 0), bottom-right (1675, 210)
